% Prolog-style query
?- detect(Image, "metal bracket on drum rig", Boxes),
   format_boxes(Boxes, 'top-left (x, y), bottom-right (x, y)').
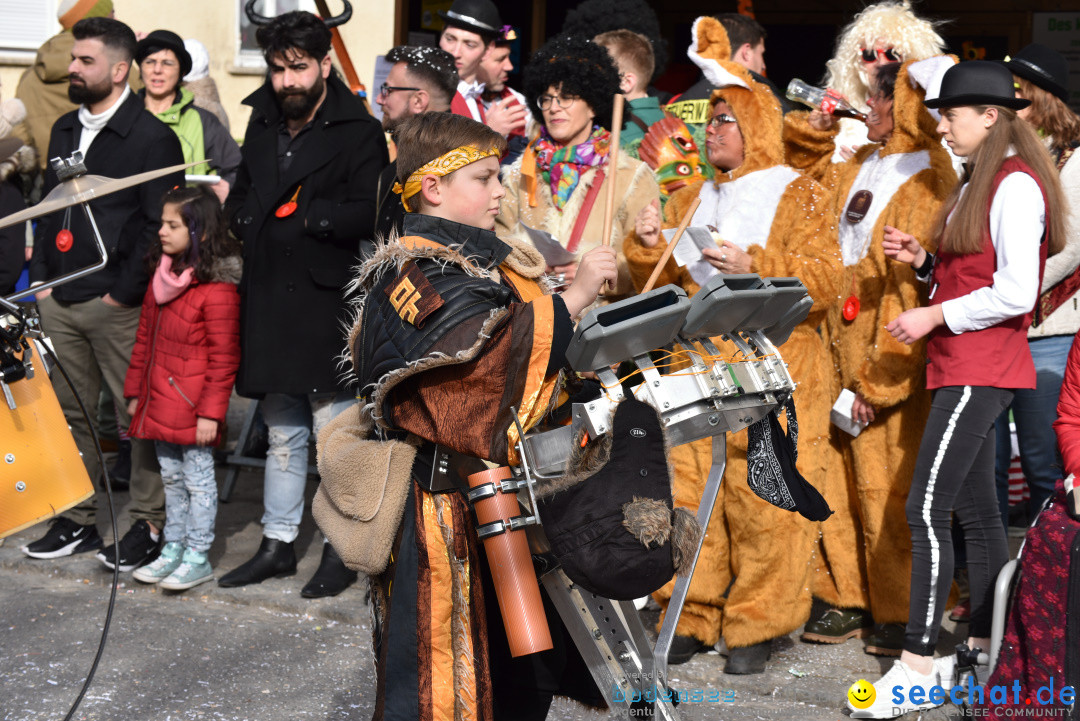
top-left (507, 273), bottom-right (812, 719)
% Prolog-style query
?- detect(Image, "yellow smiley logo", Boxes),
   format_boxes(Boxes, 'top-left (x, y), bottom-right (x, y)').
top-left (848, 679), bottom-right (876, 709)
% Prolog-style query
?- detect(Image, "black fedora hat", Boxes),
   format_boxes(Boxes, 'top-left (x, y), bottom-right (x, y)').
top-left (1002, 43), bottom-right (1070, 103)
top-left (135, 29), bottom-right (193, 79)
top-left (925, 60), bottom-right (1030, 110)
top-left (438, 0), bottom-right (501, 38)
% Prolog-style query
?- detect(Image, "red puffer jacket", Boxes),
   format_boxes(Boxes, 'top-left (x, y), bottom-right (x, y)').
top-left (124, 257), bottom-right (241, 446)
top-left (1053, 334), bottom-right (1080, 478)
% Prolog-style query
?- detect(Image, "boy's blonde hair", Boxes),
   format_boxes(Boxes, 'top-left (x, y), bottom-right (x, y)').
top-left (394, 113), bottom-right (507, 211)
top-left (594, 30), bottom-right (654, 94)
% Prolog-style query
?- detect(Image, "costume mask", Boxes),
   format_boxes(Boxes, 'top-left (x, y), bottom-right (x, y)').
top-left (637, 116), bottom-right (711, 198)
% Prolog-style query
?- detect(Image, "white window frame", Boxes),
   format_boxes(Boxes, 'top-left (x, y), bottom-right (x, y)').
top-left (0, 0), bottom-right (61, 64)
top-left (234, 0), bottom-right (317, 71)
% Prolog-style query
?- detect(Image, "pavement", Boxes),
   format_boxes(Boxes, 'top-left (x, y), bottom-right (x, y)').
top-left (0, 398), bottom-right (988, 720)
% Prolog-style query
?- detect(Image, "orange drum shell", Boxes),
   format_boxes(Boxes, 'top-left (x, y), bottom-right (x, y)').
top-left (468, 467), bottom-right (553, 656)
top-left (0, 365), bottom-right (94, 539)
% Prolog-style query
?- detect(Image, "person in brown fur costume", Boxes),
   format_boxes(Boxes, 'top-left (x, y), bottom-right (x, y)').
top-left (784, 56), bottom-right (958, 655)
top-left (626, 16), bottom-right (843, 673)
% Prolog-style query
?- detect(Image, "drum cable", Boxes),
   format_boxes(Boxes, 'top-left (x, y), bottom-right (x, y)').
top-left (36, 337), bottom-right (122, 721)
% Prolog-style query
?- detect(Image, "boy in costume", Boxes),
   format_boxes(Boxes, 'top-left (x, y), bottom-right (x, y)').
top-left (625, 17), bottom-right (843, 672)
top-left (785, 56), bottom-right (958, 654)
top-left (344, 112), bottom-right (616, 720)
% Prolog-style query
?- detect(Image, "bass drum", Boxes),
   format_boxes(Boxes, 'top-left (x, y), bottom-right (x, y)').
top-left (0, 353), bottom-right (94, 539)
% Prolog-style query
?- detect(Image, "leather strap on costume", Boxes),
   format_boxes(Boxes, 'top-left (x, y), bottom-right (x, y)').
top-left (566, 169), bottom-right (605, 253)
top-left (1033, 145), bottom-right (1079, 327)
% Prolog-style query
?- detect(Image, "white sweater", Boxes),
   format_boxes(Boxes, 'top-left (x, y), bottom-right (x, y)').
top-left (1030, 140), bottom-right (1080, 339)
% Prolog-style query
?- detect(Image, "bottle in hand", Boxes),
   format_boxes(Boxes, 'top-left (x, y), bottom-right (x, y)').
top-left (786, 79), bottom-right (867, 122)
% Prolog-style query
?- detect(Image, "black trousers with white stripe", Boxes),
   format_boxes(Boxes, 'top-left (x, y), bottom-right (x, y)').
top-left (904, 385), bottom-right (1014, 656)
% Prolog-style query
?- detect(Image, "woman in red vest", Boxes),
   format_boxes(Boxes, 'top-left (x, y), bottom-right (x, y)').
top-left (849, 61), bottom-right (1068, 718)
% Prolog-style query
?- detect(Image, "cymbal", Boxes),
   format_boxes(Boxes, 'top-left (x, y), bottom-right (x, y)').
top-left (0, 160), bottom-right (201, 231)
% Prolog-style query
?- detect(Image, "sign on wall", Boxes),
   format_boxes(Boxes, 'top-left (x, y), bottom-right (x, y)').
top-left (1032, 12), bottom-right (1080, 113)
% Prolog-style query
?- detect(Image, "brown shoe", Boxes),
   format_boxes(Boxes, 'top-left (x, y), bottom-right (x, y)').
top-left (800, 608), bottom-right (873, 644)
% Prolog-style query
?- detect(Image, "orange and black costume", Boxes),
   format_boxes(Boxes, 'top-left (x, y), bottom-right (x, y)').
top-left (348, 213), bottom-right (601, 721)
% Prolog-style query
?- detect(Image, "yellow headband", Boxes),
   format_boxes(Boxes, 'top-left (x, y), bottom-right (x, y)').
top-left (393, 145), bottom-right (501, 212)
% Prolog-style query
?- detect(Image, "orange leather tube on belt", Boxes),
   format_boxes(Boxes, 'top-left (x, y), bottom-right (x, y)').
top-left (467, 466), bottom-right (552, 657)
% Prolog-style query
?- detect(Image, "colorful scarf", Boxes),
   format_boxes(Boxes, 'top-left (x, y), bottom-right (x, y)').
top-left (533, 126), bottom-right (610, 210)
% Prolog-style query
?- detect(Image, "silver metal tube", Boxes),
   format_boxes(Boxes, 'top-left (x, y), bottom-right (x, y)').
top-left (1, 202), bottom-right (109, 305)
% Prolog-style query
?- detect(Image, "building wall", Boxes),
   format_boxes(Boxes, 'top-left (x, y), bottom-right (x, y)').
top-left (0, 0), bottom-right (395, 140)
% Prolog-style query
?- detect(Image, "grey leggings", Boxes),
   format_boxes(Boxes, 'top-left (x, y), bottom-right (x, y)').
top-left (904, 385), bottom-right (1014, 657)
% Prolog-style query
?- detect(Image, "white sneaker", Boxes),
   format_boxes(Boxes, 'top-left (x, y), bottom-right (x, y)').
top-left (935, 654), bottom-right (956, 691)
top-left (850, 659), bottom-right (943, 719)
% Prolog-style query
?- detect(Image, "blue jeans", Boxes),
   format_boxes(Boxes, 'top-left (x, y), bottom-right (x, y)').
top-left (993, 334), bottom-right (1072, 526)
top-left (260, 392), bottom-right (354, 543)
top-left (156, 442), bottom-right (218, 553)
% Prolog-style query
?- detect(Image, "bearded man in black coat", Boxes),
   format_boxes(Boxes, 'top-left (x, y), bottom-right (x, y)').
top-left (221, 9), bottom-right (387, 596)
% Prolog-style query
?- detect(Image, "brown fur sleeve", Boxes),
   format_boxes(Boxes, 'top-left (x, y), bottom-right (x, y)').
top-left (747, 175), bottom-right (843, 325)
top-left (844, 164), bottom-right (954, 407)
top-left (783, 110), bottom-right (840, 183)
top-left (496, 163), bottom-right (523, 238)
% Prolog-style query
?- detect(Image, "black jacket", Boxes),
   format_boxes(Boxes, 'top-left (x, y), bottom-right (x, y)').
top-left (226, 74), bottom-right (388, 397)
top-left (0, 181), bottom-right (25, 297)
top-left (29, 90), bottom-right (184, 305)
top-left (373, 160), bottom-right (404, 247)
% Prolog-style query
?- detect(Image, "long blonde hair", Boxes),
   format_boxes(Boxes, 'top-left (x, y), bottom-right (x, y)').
top-left (933, 106), bottom-right (1066, 256)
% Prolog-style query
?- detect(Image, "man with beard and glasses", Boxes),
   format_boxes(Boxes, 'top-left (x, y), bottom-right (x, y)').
top-left (374, 44), bottom-right (457, 240)
top-left (220, 10), bottom-right (387, 598)
top-left (22, 17), bottom-right (183, 571)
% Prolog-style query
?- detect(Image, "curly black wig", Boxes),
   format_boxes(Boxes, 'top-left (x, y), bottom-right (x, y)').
top-left (561, 0), bottom-right (668, 81)
top-left (523, 34), bottom-right (622, 132)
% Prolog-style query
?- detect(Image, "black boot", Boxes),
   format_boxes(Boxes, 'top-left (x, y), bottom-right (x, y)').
top-left (301, 543), bottom-right (358, 598)
top-left (108, 440), bottom-right (131, 492)
top-left (666, 634), bottom-right (707, 665)
top-left (724, 639), bottom-right (773, 674)
top-left (218, 537), bottom-right (297, 587)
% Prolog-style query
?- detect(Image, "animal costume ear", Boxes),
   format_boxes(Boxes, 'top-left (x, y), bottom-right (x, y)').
top-left (687, 16), bottom-right (751, 91)
top-left (907, 54), bottom-right (958, 121)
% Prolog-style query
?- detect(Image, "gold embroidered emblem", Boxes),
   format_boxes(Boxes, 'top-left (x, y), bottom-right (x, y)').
top-left (384, 262), bottom-right (445, 327)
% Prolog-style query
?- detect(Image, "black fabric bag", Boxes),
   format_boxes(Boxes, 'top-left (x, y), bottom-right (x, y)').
top-left (745, 396), bottom-right (833, 522)
top-left (537, 398), bottom-right (700, 600)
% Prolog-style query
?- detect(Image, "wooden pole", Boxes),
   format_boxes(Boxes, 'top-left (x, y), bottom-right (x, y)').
top-left (641, 197), bottom-right (701, 293)
top-left (600, 94), bottom-right (625, 248)
top-left (313, 0), bottom-right (374, 115)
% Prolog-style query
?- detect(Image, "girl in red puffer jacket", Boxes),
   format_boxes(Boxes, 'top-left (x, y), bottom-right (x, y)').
top-left (125, 186), bottom-right (241, 591)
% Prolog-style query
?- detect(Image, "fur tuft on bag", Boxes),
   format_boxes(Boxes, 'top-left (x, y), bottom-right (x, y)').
top-left (536, 398), bottom-right (702, 600)
top-left (313, 403), bottom-right (418, 575)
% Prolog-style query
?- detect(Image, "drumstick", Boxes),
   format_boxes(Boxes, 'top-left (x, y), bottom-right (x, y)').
top-left (598, 95), bottom-right (624, 294)
top-left (601, 94), bottom-right (624, 248)
top-left (641, 196), bottom-right (701, 293)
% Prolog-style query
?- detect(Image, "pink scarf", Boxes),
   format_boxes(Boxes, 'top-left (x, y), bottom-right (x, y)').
top-left (152, 255), bottom-right (195, 304)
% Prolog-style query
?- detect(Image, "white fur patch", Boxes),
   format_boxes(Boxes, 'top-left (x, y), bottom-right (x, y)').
top-left (838, 149), bottom-right (931, 266)
top-left (687, 17), bottom-right (750, 91)
top-left (686, 166), bottom-right (799, 285)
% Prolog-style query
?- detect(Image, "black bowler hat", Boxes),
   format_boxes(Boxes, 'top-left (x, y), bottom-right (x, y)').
top-left (438, 0), bottom-right (501, 38)
top-left (1002, 43), bottom-right (1070, 103)
top-left (924, 60), bottom-right (1031, 110)
top-left (135, 30), bottom-right (193, 79)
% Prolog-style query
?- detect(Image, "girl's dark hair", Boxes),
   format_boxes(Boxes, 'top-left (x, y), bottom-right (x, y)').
top-left (150, 186), bottom-right (239, 281)
top-left (523, 34), bottom-right (621, 132)
top-left (874, 62), bottom-right (901, 100)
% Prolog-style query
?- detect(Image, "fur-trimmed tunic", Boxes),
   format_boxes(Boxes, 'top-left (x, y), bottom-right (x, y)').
top-left (347, 213), bottom-right (598, 721)
top-left (784, 61), bottom-right (957, 623)
top-left (496, 150), bottom-right (659, 300)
